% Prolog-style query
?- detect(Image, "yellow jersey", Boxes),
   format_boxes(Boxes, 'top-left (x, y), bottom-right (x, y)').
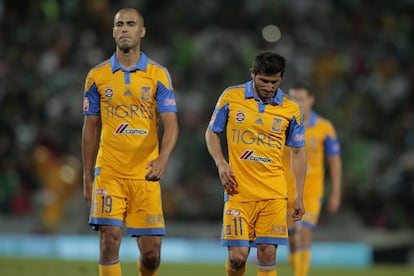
top-left (208, 81), bottom-right (305, 202)
top-left (284, 111), bottom-right (340, 199)
top-left (83, 53), bottom-right (177, 179)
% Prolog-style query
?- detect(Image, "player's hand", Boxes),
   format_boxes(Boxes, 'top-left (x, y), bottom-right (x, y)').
top-left (83, 176), bottom-right (94, 207)
top-left (216, 161), bottom-right (238, 195)
top-left (327, 192), bottom-right (341, 214)
top-left (291, 197), bottom-right (305, 221)
top-left (145, 158), bottom-right (166, 181)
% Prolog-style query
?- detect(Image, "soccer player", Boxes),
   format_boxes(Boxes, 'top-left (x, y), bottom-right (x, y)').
top-left (82, 8), bottom-right (178, 276)
top-left (205, 51), bottom-right (307, 276)
top-left (284, 83), bottom-right (342, 276)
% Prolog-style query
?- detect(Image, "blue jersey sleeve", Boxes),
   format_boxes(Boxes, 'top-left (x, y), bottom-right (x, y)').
top-left (83, 82), bottom-right (100, 115)
top-left (324, 135), bottom-right (341, 156)
top-left (208, 103), bottom-right (229, 133)
top-left (156, 81), bottom-right (177, 113)
top-left (286, 116), bottom-right (305, 147)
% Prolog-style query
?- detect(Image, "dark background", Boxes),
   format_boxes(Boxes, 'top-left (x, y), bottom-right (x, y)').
top-left (0, 0), bottom-right (413, 262)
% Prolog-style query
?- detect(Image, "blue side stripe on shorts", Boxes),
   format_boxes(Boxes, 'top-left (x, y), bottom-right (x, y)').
top-left (255, 237), bottom-right (288, 245)
top-left (89, 217), bottom-right (123, 227)
top-left (220, 239), bottom-right (251, 247)
top-left (127, 227), bottom-right (166, 237)
top-left (94, 167), bottom-right (101, 175)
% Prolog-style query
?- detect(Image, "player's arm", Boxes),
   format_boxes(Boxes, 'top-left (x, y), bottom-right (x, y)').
top-left (324, 124), bottom-right (342, 214)
top-left (145, 112), bottom-right (178, 181)
top-left (81, 115), bottom-right (100, 206)
top-left (286, 110), bottom-right (306, 221)
top-left (291, 146), bottom-right (307, 221)
top-left (205, 129), bottom-right (237, 195)
top-left (146, 68), bottom-right (178, 181)
top-left (327, 154), bottom-right (342, 214)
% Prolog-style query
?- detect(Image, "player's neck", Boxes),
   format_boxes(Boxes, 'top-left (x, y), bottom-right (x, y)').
top-left (116, 48), bottom-right (141, 70)
top-left (303, 111), bottom-right (311, 125)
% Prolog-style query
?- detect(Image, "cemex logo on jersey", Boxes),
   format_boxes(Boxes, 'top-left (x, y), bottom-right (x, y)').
top-left (114, 123), bottom-right (148, 135)
top-left (240, 150), bottom-right (272, 163)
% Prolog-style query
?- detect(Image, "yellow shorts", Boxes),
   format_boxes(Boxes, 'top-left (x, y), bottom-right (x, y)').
top-left (221, 199), bottom-right (288, 247)
top-left (89, 175), bottom-right (165, 236)
top-left (287, 196), bottom-right (322, 232)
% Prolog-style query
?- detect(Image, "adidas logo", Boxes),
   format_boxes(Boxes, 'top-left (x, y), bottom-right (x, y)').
top-left (254, 118), bottom-right (263, 124)
top-left (123, 89), bottom-right (132, 96)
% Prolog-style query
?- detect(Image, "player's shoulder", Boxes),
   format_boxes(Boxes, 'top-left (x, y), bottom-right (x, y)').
top-left (314, 113), bottom-right (335, 128)
top-left (87, 59), bottom-right (111, 78)
top-left (91, 59), bottom-right (111, 71)
top-left (224, 83), bottom-right (245, 94)
top-left (282, 92), bottom-right (301, 108)
top-left (218, 83), bottom-right (245, 99)
top-left (146, 56), bottom-right (169, 74)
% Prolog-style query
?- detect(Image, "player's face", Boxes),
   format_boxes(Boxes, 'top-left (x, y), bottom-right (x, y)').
top-left (251, 71), bottom-right (282, 101)
top-left (113, 10), bottom-right (146, 52)
top-left (288, 88), bottom-right (314, 114)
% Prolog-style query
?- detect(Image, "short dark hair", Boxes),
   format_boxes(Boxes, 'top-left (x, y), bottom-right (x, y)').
top-left (290, 81), bottom-right (314, 96)
top-left (251, 51), bottom-right (286, 76)
top-left (115, 8), bottom-right (145, 26)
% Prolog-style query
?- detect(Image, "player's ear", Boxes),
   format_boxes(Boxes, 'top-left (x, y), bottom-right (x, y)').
top-left (309, 94), bottom-right (315, 105)
top-left (112, 27), bottom-right (116, 39)
top-left (250, 69), bottom-right (255, 79)
top-left (140, 27), bottom-right (146, 38)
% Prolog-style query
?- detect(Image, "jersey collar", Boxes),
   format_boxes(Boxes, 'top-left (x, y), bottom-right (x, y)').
top-left (306, 111), bottom-right (318, 127)
top-left (244, 80), bottom-right (283, 105)
top-left (110, 52), bottom-right (148, 73)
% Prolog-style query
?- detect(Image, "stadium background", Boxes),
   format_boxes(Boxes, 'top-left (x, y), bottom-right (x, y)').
top-left (0, 0), bottom-right (413, 268)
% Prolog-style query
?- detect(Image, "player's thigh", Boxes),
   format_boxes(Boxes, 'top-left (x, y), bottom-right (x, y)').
top-left (125, 180), bottom-right (165, 236)
top-left (255, 199), bottom-right (288, 244)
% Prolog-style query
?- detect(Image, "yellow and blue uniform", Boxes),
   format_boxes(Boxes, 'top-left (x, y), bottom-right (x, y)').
top-left (285, 111), bottom-right (340, 230)
top-left (83, 52), bottom-right (176, 236)
top-left (208, 81), bottom-right (305, 247)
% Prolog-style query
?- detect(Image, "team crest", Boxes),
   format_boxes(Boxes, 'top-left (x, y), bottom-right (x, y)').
top-left (141, 86), bottom-right (152, 101)
top-left (271, 117), bottom-right (282, 132)
top-left (105, 87), bottom-right (114, 101)
top-left (235, 110), bottom-right (245, 124)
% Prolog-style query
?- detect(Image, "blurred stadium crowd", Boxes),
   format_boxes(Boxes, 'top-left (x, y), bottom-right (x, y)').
top-left (0, 0), bottom-right (413, 234)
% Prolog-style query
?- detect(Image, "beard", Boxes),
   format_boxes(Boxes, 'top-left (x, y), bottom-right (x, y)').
top-left (118, 43), bottom-right (131, 53)
top-left (254, 83), bottom-right (274, 101)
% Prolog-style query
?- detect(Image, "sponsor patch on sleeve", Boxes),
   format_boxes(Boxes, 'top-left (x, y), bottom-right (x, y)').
top-left (83, 97), bottom-right (89, 111)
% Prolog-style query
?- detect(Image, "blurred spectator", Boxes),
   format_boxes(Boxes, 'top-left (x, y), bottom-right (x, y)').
top-left (31, 135), bottom-right (81, 233)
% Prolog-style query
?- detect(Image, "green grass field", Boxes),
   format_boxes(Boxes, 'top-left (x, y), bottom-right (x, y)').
top-left (0, 257), bottom-right (412, 276)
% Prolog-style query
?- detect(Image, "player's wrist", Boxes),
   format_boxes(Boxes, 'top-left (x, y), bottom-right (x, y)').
top-left (215, 160), bottom-right (227, 168)
top-left (294, 192), bottom-right (304, 200)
